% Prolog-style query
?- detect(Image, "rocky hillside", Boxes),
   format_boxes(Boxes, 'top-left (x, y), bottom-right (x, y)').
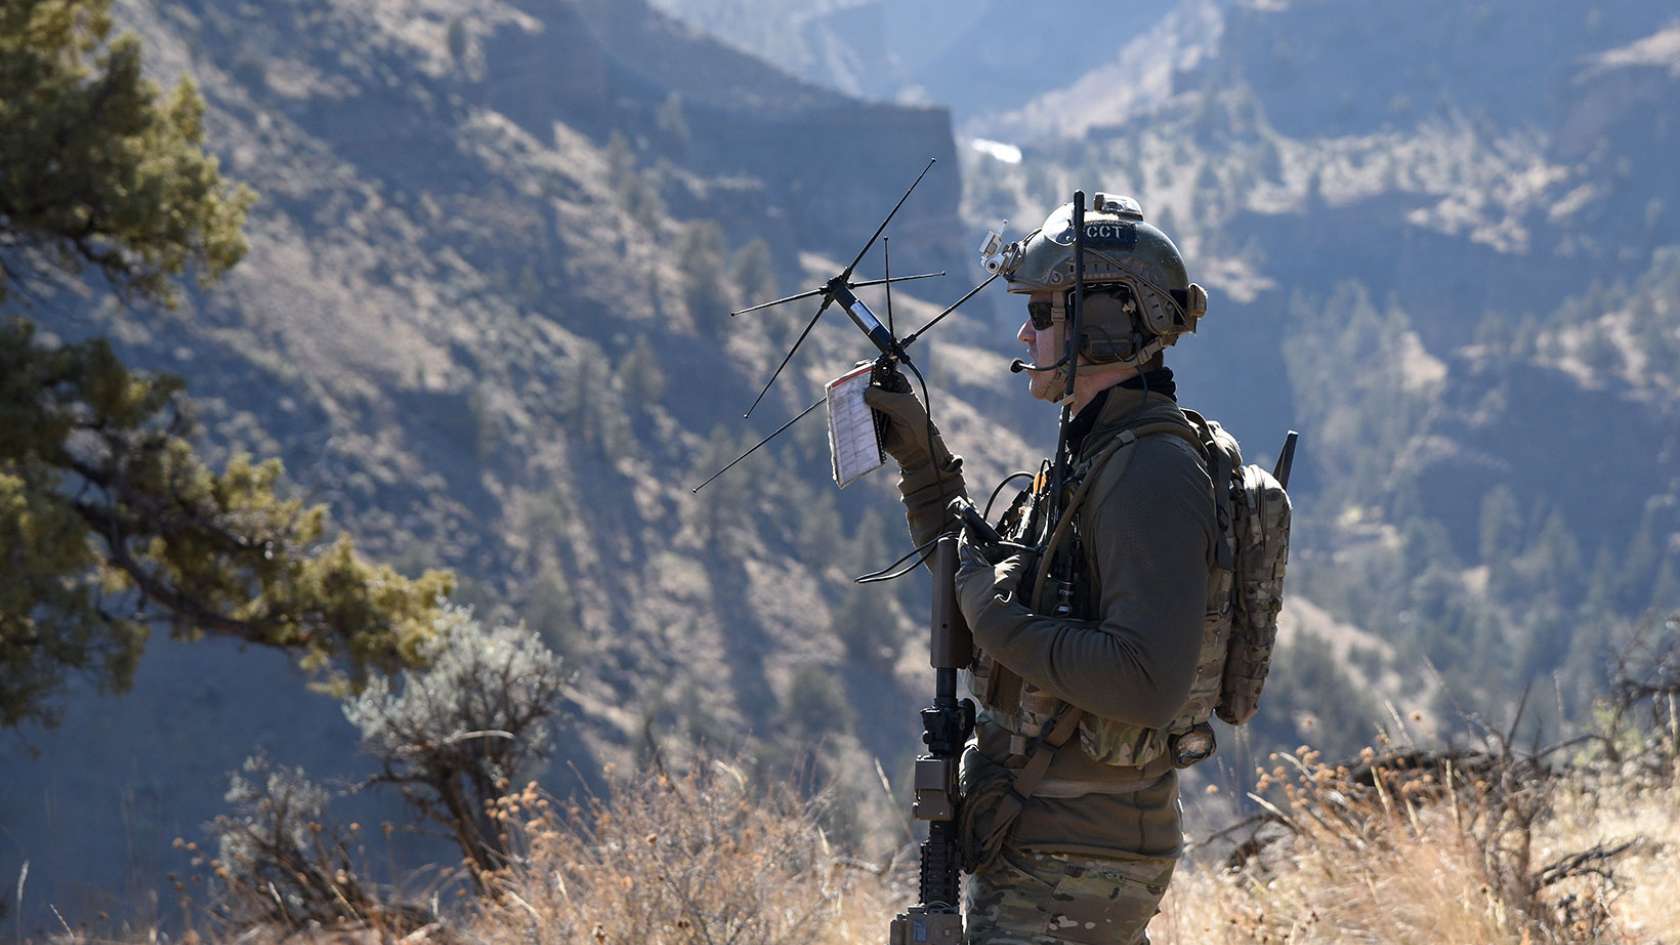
top-left (0, 0), bottom-right (983, 925)
top-left (5, 0), bottom-right (1678, 931)
top-left (563, 0), bottom-right (1680, 820)
top-left (648, 0), bottom-right (1177, 119)
top-left (955, 0), bottom-right (1680, 744)
top-left (667, 0), bottom-right (1680, 725)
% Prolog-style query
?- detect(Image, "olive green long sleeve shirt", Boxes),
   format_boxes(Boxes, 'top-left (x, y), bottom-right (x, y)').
top-left (901, 390), bottom-right (1214, 728)
top-left (893, 389), bottom-right (1216, 859)
top-left (964, 425), bottom-right (1214, 728)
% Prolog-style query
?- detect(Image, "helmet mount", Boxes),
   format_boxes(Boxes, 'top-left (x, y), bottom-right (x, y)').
top-left (989, 193), bottom-right (1208, 371)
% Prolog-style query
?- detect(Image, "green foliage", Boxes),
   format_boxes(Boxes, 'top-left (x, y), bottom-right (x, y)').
top-left (833, 512), bottom-right (903, 669)
top-left (605, 131), bottom-right (657, 222)
top-left (684, 425), bottom-right (754, 542)
top-left (617, 334), bottom-right (668, 404)
top-left (0, 5), bottom-right (450, 729)
top-left (1276, 266), bottom-right (1680, 743)
top-left (0, 0), bottom-right (252, 306)
top-left (0, 321), bottom-right (454, 729)
top-left (1283, 283), bottom-right (1438, 504)
top-left (557, 339), bottom-right (638, 456)
top-left (1262, 631), bottom-right (1379, 758)
top-left (445, 16), bottom-right (469, 66)
top-left (522, 560), bottom-right (582, 659)
top-left (786, 663), bottom-right (848, 738)
top-left (1479, 485), bottom-right (1522, 569)
top-left (727, 238), bottom-right (776, 331)
top-left (655, 91), bottom-right (690, 151)
top-left (677, 220), bottom-right (730, 330)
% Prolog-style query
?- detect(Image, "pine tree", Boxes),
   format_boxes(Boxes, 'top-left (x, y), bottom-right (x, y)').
top-left (678, 220), bottom-right (731, 332)
top-left (0, 0), bottom-right (250, 304)
top-left (1479, 485), bottom-right (1523, 565)
top-left (617, 334), bottom-right (668, 404)
top-left (729, 238), bottom-right (777, 315)
top-left (0, 1), bottom-right (451, 729)
top-left (655, 92), bottom-right (691, 151)
top-left (833, 512), bottom-right (902, 669)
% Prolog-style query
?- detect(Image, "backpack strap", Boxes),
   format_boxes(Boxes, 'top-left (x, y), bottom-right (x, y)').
top-left (1032, 419), bottom-right (1205, 597)
top-left (991, 417), bottom-right (1205, 712)
top-left (970, 417), bottom-right (1205, 865)
top-left (1181, 410), bottom-right (1237, 571)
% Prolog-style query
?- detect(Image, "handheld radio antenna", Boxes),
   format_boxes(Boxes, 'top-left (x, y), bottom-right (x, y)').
top-left (1273, 430), bottom-right (1300, 489)
top-left (691, 266), bottom-right (1002, 494)
top-left (729, 272), bottom-right (943, 318)
top-left (883, 237), bottom-right (895, 337)
top-left (741, 158), bottom-right (937, 418)
top-left (691, 159), bottom-right (1005, 493)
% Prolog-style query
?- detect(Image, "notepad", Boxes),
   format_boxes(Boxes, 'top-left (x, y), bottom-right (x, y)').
top-left (826, 363), bottom-right (885, 488)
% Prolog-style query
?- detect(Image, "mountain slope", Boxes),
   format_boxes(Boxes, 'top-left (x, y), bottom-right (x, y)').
top-left (1, 0), bottom-right (979, 926)
top-left (958, 0), bottom-right (1680, 733)
top-left (7, 0), bottom-right (1679, 930)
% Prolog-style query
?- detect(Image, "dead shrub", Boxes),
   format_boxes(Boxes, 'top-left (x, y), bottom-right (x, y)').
top-left (468, 762), bottom-right (899, 945)
top-left (1161, 733), bottom-right (1675, 945)
top-left (199, 754), bottom-right (433, 938)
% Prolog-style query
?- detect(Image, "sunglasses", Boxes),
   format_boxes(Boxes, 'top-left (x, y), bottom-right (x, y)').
top-left (1028, 285), bottom-right (1137, 331)
top-left (1027, 299), bottom-right (1055, 330)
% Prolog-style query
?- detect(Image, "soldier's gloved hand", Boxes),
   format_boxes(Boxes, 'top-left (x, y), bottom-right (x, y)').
top-left (956, 529), bottom-right (1026, 627)
top-left (864, 366), bottom-right (953, 471)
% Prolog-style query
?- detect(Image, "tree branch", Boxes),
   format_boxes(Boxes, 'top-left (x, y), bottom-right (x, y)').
top-left (68, 493), bottom-right (266, 641)
top-left (1534, 839), bottom-right (1644, 890)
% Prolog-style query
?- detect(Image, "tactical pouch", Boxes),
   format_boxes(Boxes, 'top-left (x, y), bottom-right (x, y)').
top-left (957, 746), bottom-right (1015, 873)
top-left (1216, 463), bottom-right (1291, 725)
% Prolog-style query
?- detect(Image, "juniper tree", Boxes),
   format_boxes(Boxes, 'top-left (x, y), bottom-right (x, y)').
top-left (0, 0), bottom-right (249, 304)
top-left (678, 220), bottom-right (730, 329)
top-left (0, 0), bottom-right (452, 729)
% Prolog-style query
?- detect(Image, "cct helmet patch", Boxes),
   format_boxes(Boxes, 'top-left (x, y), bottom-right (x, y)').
top-left (1083, 223), bottom-right (1137, 251)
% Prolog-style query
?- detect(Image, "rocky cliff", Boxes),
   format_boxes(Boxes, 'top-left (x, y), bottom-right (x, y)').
top-left (1, 0), bottom-right (976, 926)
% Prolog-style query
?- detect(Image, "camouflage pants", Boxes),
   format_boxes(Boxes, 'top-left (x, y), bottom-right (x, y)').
top-left (964, 848), bottom-right (1176, 945)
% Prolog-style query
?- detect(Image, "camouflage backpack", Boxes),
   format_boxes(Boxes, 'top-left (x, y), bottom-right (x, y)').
top-left (973, 409), bottom-right (1292, 770)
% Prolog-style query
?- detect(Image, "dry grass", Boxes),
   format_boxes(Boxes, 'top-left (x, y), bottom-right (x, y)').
top-left (40, 751), bottom-right (1675, 945)
top-left (1536, 770), bottom-right (1680, 944)
top-left (1153, 749), bottom-right (1680, 945)
top-left (465, 763), bottom-right (903, 945)
top-left (455, 748), bottom-right (1675, 945)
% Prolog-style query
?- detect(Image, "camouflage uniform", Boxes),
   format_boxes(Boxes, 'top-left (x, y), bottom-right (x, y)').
top-left (869, 193), bottom-right (1232, 945)
top-left (869, 380), bottom-right (1215, 945)
top-left (965, 849), bottom-right (1176, 945)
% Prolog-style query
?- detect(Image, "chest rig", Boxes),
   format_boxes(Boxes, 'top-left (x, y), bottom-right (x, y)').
top-left (966, 403), bottom-right (1240, 772)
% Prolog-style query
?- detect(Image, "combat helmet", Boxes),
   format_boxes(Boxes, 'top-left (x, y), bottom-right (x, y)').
top-left (984, 193), bottom-right (1208, 366)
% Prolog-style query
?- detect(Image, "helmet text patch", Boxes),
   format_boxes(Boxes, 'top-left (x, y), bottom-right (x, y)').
top-left (1083, 223), bottom-right (1137, 250)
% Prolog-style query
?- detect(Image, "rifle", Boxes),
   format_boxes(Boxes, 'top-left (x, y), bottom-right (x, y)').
top-left (889, 535), bottom-right (975, 945)
top-left (687, 161), bottom-right (1024, 942)
top-left (890, 193), bottom-right (1092, 944)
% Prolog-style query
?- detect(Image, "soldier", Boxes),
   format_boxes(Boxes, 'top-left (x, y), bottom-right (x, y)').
top-left (867, 194), bottom-right (1219, 945)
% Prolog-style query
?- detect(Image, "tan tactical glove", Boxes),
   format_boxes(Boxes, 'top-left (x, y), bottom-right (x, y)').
top-left (865, 365), bottom-right (967, 551)
top-left (956, 528), bottom-right (1027, 629)
top-left (863, 367), bottom-right (954, 471)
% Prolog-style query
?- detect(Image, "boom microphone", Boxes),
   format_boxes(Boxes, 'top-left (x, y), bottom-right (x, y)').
top-left (1009, 355), bottom-right (1069, 374)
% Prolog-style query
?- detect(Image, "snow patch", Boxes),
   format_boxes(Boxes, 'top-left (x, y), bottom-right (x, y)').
top-left (970, 138), bottom-right (1022, 164)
